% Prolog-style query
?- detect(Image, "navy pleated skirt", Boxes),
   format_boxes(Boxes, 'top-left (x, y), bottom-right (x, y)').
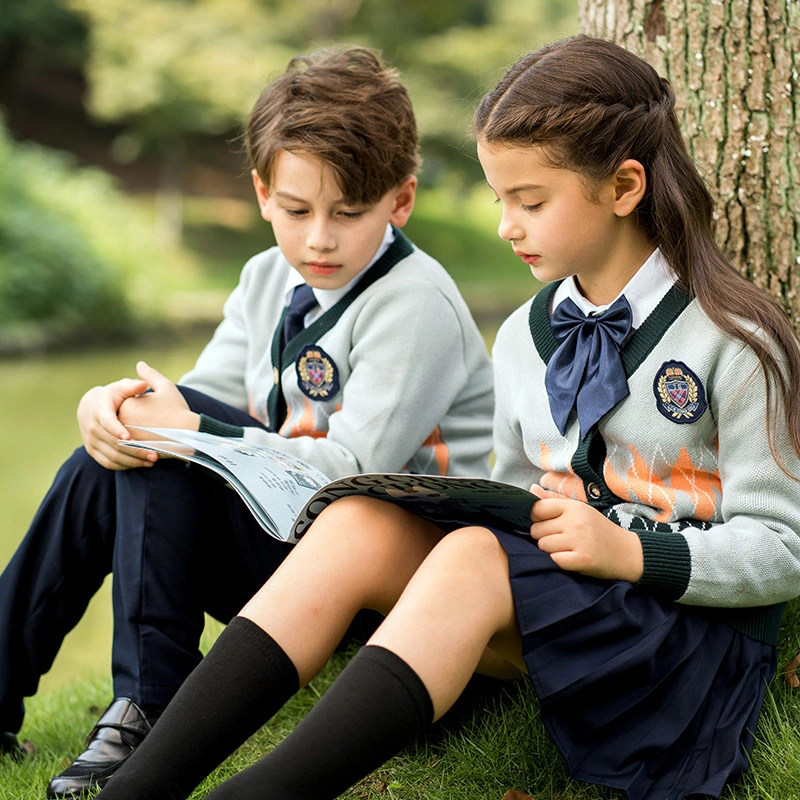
top-left (490, 528), bottom-right (776, 800)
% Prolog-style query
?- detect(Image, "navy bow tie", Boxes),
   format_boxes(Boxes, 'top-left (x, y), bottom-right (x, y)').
top-left (283, 284), bottom-right (318, 343)
top-left (544, 295), bottom-right (633, 438)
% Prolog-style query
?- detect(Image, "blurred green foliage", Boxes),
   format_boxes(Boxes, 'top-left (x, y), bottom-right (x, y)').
top-left (0, 121), bottom-right (126, 334)
top-left (60, 0), bottom-right (576, 174)
top-left (0, 0), bottom-right (575, 340)
top-left (0, 119), bottom-right (197, 344)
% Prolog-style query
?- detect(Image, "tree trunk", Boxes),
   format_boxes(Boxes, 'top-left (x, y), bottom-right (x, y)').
top-left (578, 0), bottom-right (800, 327)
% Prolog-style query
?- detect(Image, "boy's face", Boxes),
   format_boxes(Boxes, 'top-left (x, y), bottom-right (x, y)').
top-left (253, 150), bottom-right (416, 290)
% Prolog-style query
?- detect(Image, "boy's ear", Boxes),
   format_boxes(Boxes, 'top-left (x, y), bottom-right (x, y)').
top-left (387, 175), bottom-right (417, 227)
top-left (252, 169), bottom-right (272, 222)
top-left (612, 159), bottom-right (647, 218)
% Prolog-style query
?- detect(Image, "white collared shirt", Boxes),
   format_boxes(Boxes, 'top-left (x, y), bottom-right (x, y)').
top-left (283, 224), bottom-right (396, 327)
top-left (551, 248), bottom-right (677, 328)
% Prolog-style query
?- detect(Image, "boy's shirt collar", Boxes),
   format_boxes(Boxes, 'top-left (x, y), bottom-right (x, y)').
top-left (284, 224), bottom-right (396, 318)
top-left (551, 248), bottom-right (676, 328)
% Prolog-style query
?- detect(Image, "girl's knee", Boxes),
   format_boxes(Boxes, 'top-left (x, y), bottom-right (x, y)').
top-left (297, 497), bottom-right (443, 575)
top-left (427, 526), bottom-right (510, 579)
top-left (313, 494), bottom-right (397, 527)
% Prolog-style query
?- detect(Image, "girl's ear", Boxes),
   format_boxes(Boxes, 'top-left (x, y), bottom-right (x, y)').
top-left (252, 169), bottom-right (272, 222)
top-left (388, 175), bottom-right (417, 227)
top-left (613, 159), bottom-right (647, 218)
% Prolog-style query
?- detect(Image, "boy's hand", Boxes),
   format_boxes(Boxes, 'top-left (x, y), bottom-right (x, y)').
top-left (117, 361), bottom-right (201, 433)
top-left (528, 484), bottom-right (643, 582)
top-left (77, 376), bottom-right (157, 470)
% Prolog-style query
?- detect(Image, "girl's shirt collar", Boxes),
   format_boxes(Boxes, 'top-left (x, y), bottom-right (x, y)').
top-left (551, 248), bottom-right (676, 328)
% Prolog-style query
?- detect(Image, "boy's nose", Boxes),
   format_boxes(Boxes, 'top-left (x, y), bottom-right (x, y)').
top-left (307, 220), bottom-right (336, 252)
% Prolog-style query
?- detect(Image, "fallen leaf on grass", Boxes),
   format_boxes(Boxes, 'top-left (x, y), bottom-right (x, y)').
top-left (355, 779), bottom-right (388, 797)
top-left (501, 792), bottom-right (534, 800)
top-left (782, 652), bottom-right (800, 689)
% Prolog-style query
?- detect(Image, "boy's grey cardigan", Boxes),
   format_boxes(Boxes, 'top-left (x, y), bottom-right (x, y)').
top-left (180, 231), bottom-right (494, 481)
top-left (491, 281), bottom-right (800, 644)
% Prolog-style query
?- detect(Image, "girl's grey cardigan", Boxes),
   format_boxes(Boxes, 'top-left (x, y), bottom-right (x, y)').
top-left (491, 281), bottom-right (800, 644)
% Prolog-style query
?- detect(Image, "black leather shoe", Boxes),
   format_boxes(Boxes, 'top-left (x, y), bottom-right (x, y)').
top-left (1, 731), bottom-right (31, 760)
top-left (46, 698), bottom-right (156, 798)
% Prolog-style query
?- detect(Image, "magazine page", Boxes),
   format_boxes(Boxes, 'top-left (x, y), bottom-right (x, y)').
top-left (121, 427), bottom-right (330, 542)
top-left (291, 473), bottom-right (535, 539)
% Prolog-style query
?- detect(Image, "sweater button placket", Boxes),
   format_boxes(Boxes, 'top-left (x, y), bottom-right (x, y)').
top-left (586, 482), bottom-right (602, 501)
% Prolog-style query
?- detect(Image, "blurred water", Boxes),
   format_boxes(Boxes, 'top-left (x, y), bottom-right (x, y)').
top-left (0, 332), bottom-right (209, 692)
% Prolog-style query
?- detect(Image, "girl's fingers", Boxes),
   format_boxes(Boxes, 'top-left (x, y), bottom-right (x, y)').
top-left (529, 483), bottom-right (565, 500)
top-left (529, 497), bottom-right (565, 523)
top-left (533, 531), bottom-right (572, 555)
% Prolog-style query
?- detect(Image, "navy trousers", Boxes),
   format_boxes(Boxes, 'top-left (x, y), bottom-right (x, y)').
top-left (0, 388), bottom-right (292, 734)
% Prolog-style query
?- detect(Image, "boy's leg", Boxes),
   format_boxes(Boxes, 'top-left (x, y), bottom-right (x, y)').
top-left (0, 447), bottom-right (116, 739)
top-left (47, 388), bottom-right (290, 797)
top-left (93, 497), bottom-right (448, 800)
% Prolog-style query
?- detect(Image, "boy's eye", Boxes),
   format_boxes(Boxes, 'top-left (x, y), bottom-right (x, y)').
top-left (284, 208), bottom-right (308, 217)
top-left (338, 210), bottom-right (364, 219)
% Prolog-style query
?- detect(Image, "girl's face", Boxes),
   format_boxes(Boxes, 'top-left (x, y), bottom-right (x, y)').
top-left (477, 141), bottom-right (649, 305)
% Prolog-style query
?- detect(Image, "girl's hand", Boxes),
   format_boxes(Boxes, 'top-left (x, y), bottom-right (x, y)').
top-left (529, 484), bottom-right (644, 582)
top-left (117, 361), bottom-right (201, 433)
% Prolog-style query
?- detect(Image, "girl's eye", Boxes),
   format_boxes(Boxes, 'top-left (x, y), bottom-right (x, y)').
top-left (522, 202), bottom-right (543, 213)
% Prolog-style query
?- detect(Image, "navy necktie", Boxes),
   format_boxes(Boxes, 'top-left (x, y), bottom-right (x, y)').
top-left (544, 295), bottom-right (633, 438)
top-left (283, 284), bottom-right (318, 343)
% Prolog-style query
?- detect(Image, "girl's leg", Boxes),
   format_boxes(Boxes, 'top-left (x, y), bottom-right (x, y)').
top-left (203, 524), bottom-right (521, 800)
top-left (96, 497), bottom-right (447, 800)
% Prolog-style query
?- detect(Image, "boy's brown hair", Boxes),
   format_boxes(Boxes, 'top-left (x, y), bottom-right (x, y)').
top-left (245, 45), bottom-right (419, 206)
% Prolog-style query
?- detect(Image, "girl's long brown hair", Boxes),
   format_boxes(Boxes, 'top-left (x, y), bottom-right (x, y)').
top-left (475, 35), bottom-right (800, 469)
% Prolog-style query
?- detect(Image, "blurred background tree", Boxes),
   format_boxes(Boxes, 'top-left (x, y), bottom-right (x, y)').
top-left (0, 0), bottom-right (577, 347)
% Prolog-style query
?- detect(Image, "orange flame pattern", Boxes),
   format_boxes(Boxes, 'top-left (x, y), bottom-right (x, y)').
top-left (280, 399), bottom-right (337, 439)
top-left (420, 426), bottom-right (450, 476)
top-left (538, 442), bottom-right (588, 501)
top-left (604, 444), bottom-right (720, 522)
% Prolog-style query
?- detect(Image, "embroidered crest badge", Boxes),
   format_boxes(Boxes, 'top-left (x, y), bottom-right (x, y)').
top-left (654, 360), bottom-right (707, 423)
top-left (296, 345), bottom-right (340, 401)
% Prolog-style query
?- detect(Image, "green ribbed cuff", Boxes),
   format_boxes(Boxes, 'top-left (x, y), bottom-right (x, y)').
top-left (635, 530), bottom-right (691, 600)
top-left (198, 414), bottom-right (245, 438)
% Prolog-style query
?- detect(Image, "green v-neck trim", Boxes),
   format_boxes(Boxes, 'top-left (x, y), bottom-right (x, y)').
top-left (267, 227), bottom-right (414, 431)
top-left (529, 279), bottom-right (695, 511)
top-left (528, 280), bottom-right (694, 378)
top-left (272, 227), bottom-right (414, 370)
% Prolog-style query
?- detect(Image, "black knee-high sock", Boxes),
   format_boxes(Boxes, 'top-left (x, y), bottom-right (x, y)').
top-left (204, 645), bottom-right (434, 800)
top-left (97, 616), bottom-right (299, 800)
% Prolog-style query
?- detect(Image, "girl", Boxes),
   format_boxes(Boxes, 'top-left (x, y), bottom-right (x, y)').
top-left (95, 36), bottom-right (800, 800)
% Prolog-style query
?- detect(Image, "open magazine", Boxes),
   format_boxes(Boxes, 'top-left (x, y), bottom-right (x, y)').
top-left (120, 428), bottom-right (535, 543)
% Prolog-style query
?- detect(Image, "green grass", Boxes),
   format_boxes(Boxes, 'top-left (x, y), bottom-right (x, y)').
top-left (3, 604), bottom-right (800, 800)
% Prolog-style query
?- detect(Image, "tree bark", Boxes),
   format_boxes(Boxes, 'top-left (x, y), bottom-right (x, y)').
top-left (578, 0), bottom-right (800, 326)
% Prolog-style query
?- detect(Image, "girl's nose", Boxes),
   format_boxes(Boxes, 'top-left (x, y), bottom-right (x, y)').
top-left (497, 209), bottom-right (524, 243)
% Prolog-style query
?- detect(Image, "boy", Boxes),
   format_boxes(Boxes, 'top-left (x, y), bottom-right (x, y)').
top-left (0, 45), bottom-right (494, 797)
